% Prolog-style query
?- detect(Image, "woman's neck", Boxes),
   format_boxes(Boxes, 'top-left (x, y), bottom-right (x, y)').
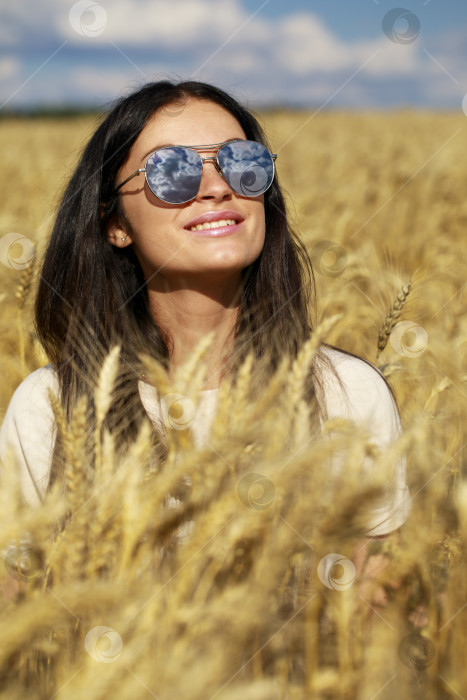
top-left (147, 280), bottom-right (241, 391)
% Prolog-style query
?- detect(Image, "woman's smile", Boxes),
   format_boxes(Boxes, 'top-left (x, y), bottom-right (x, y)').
top-left (184, 208), bottom-right (245, 235)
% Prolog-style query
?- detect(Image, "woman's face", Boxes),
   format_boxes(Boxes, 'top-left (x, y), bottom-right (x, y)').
top-left (109, 98), bottom-right (266, 289)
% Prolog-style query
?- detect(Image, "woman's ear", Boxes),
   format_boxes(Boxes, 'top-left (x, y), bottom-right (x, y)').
top-left (106, 213), bottom-right (133, 248)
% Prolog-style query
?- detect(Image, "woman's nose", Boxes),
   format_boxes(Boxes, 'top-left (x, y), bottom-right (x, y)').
top-left (196, 159), bottom-right (233, 201)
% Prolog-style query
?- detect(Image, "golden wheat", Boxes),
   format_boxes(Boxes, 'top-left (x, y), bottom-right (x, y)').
top-left (376, 282), bottom-right (412, 356)
top-left (0, 111), bottom-right (465, 699)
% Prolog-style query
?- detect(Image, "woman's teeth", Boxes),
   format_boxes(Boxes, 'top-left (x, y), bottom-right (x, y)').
top-left (190, 219), bottom-right (236, 231)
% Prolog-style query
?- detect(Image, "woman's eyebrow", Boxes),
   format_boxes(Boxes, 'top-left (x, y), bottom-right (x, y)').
top-left (140, 138), bottom-right (243, 163)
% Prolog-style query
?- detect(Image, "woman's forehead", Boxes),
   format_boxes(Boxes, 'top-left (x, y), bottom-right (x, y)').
top-left (135, 98), bottom-right (246, 153)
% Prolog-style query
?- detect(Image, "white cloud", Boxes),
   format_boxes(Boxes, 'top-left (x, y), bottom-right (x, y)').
top-left (9, 0), bottom-right (420, 80)
top-left (0, 56), bottom-right (21, 79)
top-left (276, 13), bottom-right (351, 73)
top-left (60, 0), bottom-right (249, 45)
top-left (0, 1), bottom-right (60, 46)
top-left (0, 0), bottom-right (465, 108)
top-left (359, 41), bottom-right (420, 76)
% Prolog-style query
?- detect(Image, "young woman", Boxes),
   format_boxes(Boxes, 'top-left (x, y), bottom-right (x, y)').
top-left (0, 80), bottom-right (410, 542)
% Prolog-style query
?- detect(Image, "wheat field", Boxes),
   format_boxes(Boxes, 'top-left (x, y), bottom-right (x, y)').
top-left (0, 111), bottom-right (466, 699)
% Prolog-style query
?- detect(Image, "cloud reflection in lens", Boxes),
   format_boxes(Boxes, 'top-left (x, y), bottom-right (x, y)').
top-left (146, 147), bottom-right (202, 203)
top-left (218, 141), bottom-right (274, 197)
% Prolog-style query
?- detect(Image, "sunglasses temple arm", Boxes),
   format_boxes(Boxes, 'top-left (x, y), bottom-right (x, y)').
top-left (114, 168), bottom-right (146, 192)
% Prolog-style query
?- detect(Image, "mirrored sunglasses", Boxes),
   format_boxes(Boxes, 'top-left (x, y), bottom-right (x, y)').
top-left (114, 139), bottom-right (277, 204)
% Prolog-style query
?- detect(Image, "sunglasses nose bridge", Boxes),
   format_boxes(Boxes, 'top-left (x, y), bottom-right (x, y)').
top-left (199, 154), bottom-right (225, 179)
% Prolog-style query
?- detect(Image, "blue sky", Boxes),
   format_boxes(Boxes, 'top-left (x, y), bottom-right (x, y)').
top-left (1, 0), bottom-right (466, 110)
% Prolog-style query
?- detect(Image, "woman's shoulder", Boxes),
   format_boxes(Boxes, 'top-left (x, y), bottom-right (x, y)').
top-left (4, 365), bottom-right (59, 407)
top-left (317, 344), bottom-right (402, 440)
top-left (0, 365), bottom-right (59, 505)
top-left (319, 344), bottom-right (387, 382)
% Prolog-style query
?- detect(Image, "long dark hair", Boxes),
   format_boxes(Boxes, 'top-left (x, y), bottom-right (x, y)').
top-left (35, 79), bottom-right (318, 489)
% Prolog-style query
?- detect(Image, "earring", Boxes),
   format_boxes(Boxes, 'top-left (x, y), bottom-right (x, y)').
top-left (121, 236), bottom-right (127, 242)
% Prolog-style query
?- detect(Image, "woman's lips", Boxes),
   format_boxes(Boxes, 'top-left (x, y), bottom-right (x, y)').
top-left (188, 220), bottom-right (243, 237)
top-left (184, 209), bottom-right (244, 235)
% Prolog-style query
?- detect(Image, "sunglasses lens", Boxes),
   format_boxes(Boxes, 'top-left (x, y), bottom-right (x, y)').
top-left (218, 141), bottom-right (274, 197)
top-left (144, 141), bottom-right (275, 204)
top-left (146, 147), bottom-right (202, 204)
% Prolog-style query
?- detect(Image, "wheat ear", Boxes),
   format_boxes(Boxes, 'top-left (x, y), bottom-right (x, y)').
top-left (229, 349), bottom-right (255, 414)
top-left (93, 345), bottom-right (121, 475)
top-left (377, 281), bottom-right (411, 356)
top-left (172, 329), bottom-right (217, 395)
top-left (140, 352), bottom-right (172, 396)
top-left (287, 313), bottom-right (343, 406)
top-left (285, 314), bottom-right (343, 449)
top-left (47, 388), bottom-right (71, 459)
top-left (62, 394), bottom-right (92, 581)
top-left (94, 345), bottom-right (121, 429)
top-left (15, 262), bottom-right (34, 378)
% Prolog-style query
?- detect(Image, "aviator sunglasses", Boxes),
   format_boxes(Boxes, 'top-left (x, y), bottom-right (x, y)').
top-left (114, 139), bottom-right (277, 205)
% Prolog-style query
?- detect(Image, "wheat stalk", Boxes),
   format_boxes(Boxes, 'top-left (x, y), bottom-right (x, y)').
top-left (170, 329), bottom-right (218, 398)
top-left (15, 261), bottom-right (34, 378)
top-left (15, 263), bottom-right (34, 311)
top-left (94, 344), bottom-right (121, 430)
top-left (93, 344), bottom-right (121, 475)
top-left (377, 281), bottom-right (411, 356)
top-left (45, 393), bottom-right (92, 584)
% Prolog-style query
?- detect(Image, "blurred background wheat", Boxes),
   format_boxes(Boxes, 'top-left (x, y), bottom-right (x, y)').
top-left (0, 111), bottom-right (466, 699)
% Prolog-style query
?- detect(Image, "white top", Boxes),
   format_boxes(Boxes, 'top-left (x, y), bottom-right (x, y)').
top-left (0, 346), bottom-right (411, 535)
